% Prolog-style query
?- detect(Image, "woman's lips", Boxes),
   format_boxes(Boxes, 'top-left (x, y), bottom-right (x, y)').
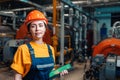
top-left (35, 32), bottom-right (42, 35)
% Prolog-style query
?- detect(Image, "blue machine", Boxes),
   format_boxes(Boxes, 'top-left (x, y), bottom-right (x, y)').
top-left (3, 39), bottom-right (31, 63)
top-left (105, 54), bottom-right (116, 80)
top-left (84, 54), bottom-right (120, 80)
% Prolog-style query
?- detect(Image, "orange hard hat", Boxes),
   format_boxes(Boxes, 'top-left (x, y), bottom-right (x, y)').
top-left (25, 10), bottom-right (48, 25)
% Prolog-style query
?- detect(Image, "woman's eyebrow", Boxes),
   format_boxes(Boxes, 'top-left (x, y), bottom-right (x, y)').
top-left (31, 24), bottom-right (36, 26)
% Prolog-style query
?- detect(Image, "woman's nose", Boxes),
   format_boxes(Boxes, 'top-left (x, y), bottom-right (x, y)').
top-left (36, 26), bottom-right (39, 31)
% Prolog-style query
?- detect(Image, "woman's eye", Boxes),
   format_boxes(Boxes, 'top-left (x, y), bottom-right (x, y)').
top-left (31, 25), bottom-right (36, 28)
top-left (39, 24), bottom-right (44, 27)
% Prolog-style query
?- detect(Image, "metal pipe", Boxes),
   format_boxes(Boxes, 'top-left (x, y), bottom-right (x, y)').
top-left (74, 9), bottom-right (79, 50)
top-left (53, 0), bottom-right (57, 34)
top-left (93, 21), bottom-right (98, 45)
top-left (0, 12), bottom-right (17, 17)
top-left (60, 2), bottom-right (65, 66)
top-left (12, 16), bottom-right (17, 30)
top-left (61, 0), bottom-right (98, 22)
top-left (0, 7), bottom-right (34, 12)
top-left (1, 0), bottom-right (120, 12)
top-left (45, 1), bottom-right (120, 10)
top-left (82, 15), bottom-right (87, 40)
top-left (19, 0), bottom-right (47, 12)
top-left (60, 3), bottom-right (65, 80)
top-left (69, 8), bottom-right (73, 26)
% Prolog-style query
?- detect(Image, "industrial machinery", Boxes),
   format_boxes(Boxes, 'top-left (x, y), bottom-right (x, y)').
top-left (84, 21), bottom-right (120, 80)
top-left (2, 22), bottom-right (74, 68)
top-left (1, 0), bottom-right (96, 67)
top-left (1, 1), bottom-right (75, 66)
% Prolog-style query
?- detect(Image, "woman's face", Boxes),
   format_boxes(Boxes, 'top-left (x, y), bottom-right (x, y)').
top-left (30, 20), bottom-right (46, 40)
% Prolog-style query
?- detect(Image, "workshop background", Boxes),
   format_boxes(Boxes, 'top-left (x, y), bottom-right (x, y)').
top-left (0, 0), bottom-right (120, 80)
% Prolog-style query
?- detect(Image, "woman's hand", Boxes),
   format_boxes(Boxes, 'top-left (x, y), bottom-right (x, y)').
top-left (14, 71), bottom-right (22, 80)
top-left (60, 70), bottom-right (68, 76)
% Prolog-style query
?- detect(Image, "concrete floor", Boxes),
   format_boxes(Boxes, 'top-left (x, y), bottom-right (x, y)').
top-left (0, 60), bottom-right (90, 80)
top-left (63, 62), bottom-right (85, 80)
top-left (0, 67), bottom-right (14, 80)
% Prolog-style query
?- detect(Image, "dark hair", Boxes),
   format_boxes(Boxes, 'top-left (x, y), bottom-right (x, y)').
top-left (27, 23), bottom-right (31, 32)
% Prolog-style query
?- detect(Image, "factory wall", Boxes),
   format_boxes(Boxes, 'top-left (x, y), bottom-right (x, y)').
top-left (94, 6), bottom-right (120, 43)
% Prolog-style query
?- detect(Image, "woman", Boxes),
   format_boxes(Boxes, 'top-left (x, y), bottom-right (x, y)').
top-left (11, 10), bottom-right (68, 80)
